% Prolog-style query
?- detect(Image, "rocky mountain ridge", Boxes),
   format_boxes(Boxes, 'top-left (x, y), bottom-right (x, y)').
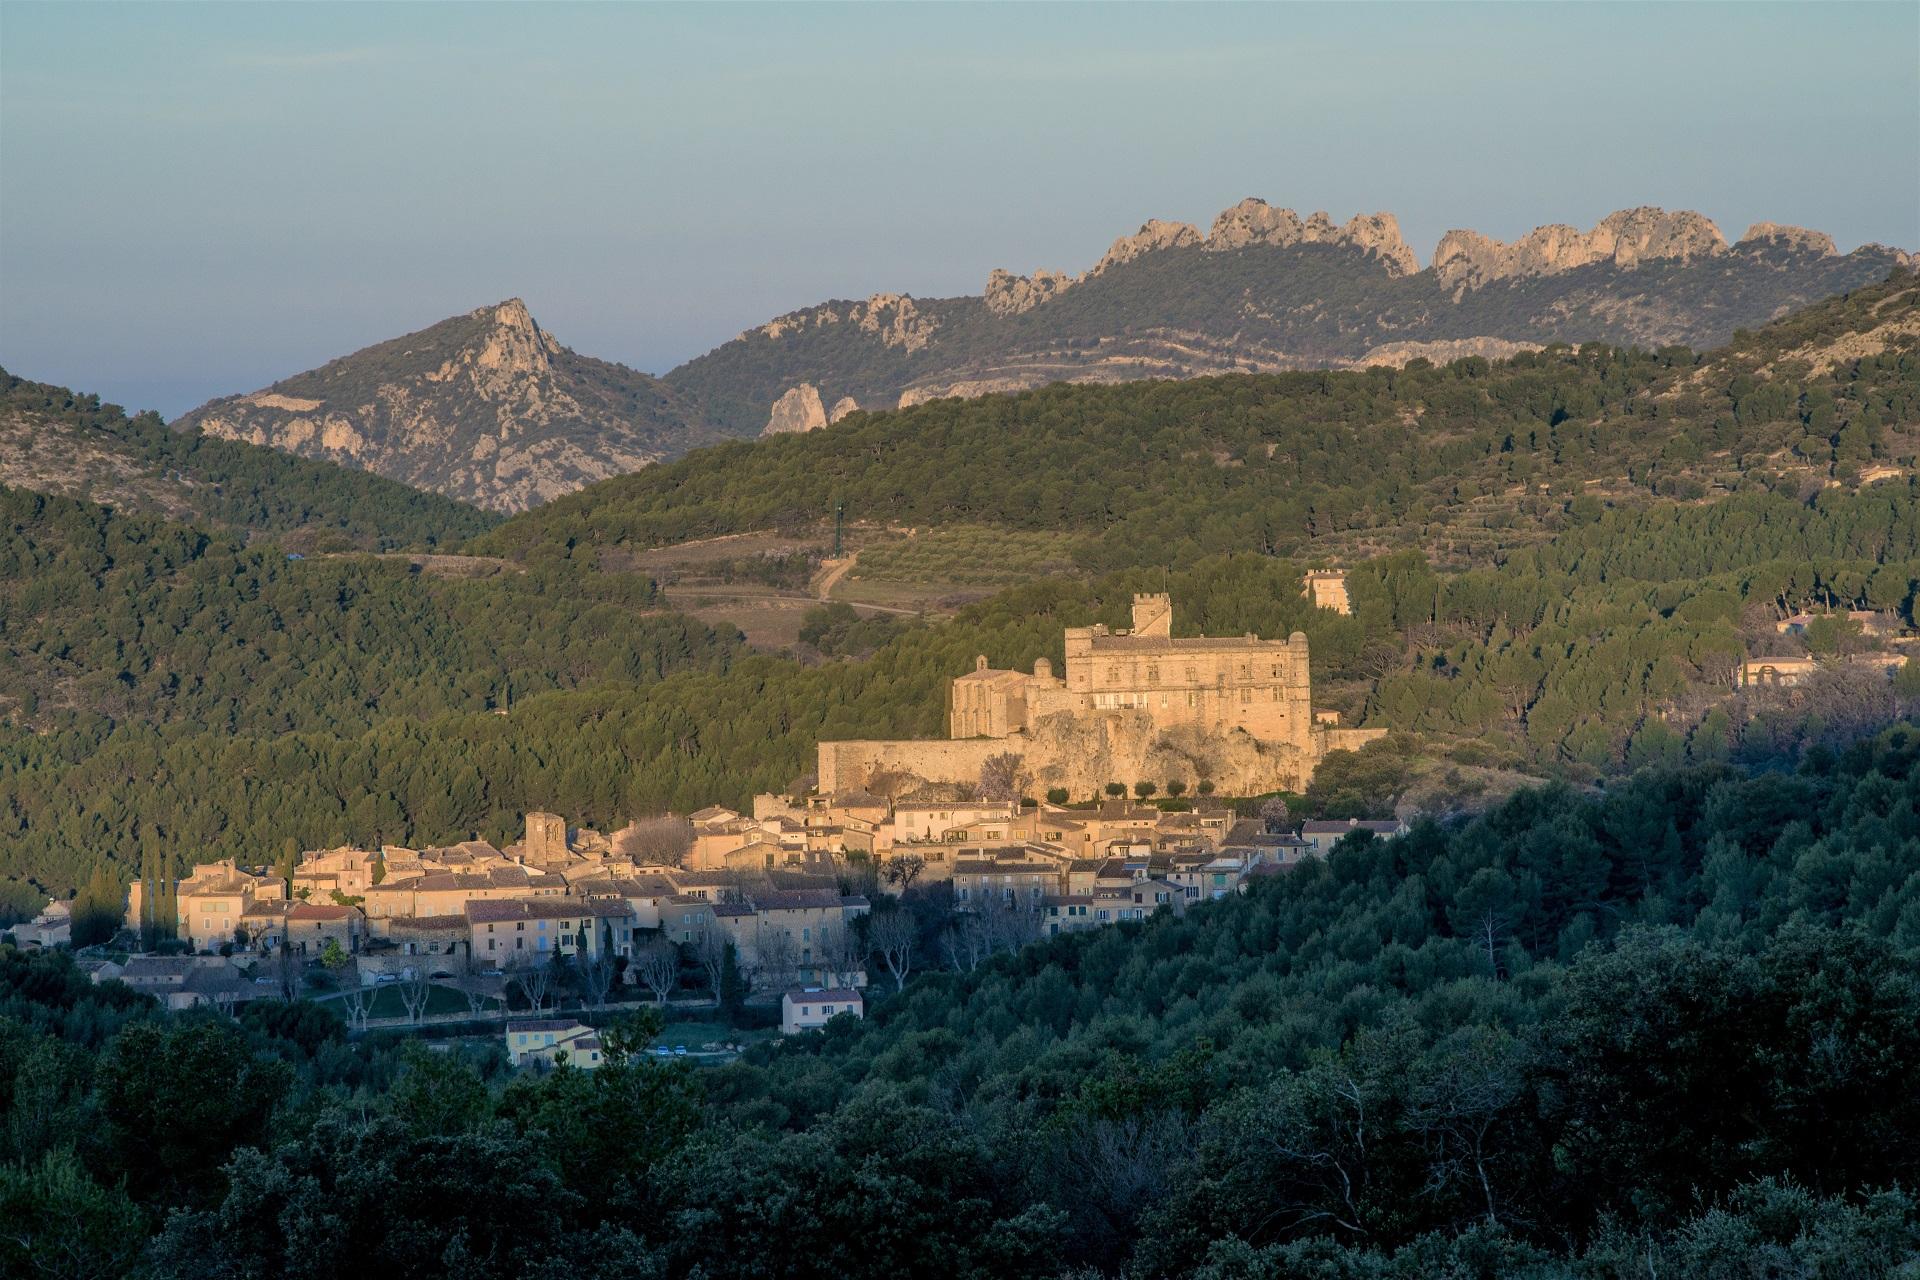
top-left (671, 200), bottom-right (1910, 435)
top-left (177, 300), bottom-right (720, 511)
top-left (175, 201), bottom-right (1914, 502)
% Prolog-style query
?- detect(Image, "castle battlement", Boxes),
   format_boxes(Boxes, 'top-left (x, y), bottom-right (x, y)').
top-left (822, 597), bottom-right (1384, 799)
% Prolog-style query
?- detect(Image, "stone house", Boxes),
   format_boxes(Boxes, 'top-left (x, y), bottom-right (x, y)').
top-left (127, 859), bottom-right (287, 952)
top-left (285, 902), bottom-right (364, 955)
top-left (466, 899), bottom-right (634, 967)
top-left (1299, 817), bottom-right (1411, 859)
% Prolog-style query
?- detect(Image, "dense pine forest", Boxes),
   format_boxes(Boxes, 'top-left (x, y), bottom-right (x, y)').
top-left (0, 372), bottom-right (501, 549)
top-left (6, 737), bottom-right (1919, 1276)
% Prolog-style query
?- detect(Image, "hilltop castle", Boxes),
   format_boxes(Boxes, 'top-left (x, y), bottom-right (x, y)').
top-left (819, 594), bottom-right (1383, 799)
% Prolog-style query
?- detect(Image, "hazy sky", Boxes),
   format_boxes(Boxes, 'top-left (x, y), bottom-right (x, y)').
top-left (4, 1), bottom-right (1917, 417)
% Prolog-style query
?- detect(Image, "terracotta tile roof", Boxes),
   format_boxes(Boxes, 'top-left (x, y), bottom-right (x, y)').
top-left (287, 903), bottom-right (354, 921)
top-left (466, 898), bottom-right (632, 924)
top-left (750, 888), bottom-right (843, 911)
top-left (784, 988), bottom-right (863, 1004)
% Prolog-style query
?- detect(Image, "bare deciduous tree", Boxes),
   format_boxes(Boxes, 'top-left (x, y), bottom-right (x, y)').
top-left (397, 969), bottom-right (433, 1024)
top-left (454, 973), bottom-right (505, 1022)
top-left (977, 752), bottom-right (1032, 803)
top-left (983, 897), bottom-right (1044, 955)
top-left (869, 911), bottom-right (917, 992)
top-left (337, 965), bottom-right (373, 1030)
top-left (575, 948), bottom-right (616, 1010)
top-left (941, 918), bottom-right (987, 973)
top-left (692, 929), bottom-right (730, 998)
top-left (508, 953), bottom-right (552, 1014)
top-left (818, 924), bottom-right (864, 987)
top-left (634, 938), bottom-right (680, 1005)
top-left (614, 815), bottom-right (696, 867)
top-left (1410, 1028), bottom-right (1528, 1229)
top-left (750, 927), bottom-right (801, 993)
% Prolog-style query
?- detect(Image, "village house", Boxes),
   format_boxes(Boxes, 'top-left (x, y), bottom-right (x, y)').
top-left (711, 888), bottom-right (871, 989)
top-left (12, 899), bottom-right (71, 949)
top-left (466, 899), bottom-right (635, 967)
top-left (125, 859), bottom-right (289, 952)
top-left (1299, 817), bottom-right (1411, 859)
top-left (285, 902), bottom-right (364, 955)
top-left (506, 1018), bottom-right (604, 1069)
top-left (952, 855), bottom-right (1060, 910)
top-left (116, 955), bottom-right (257, 1011)
top-left (781, 987), bottom-right (864, 1035)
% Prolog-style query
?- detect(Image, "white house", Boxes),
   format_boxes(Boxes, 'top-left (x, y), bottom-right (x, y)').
top-left (781, 987), bottom-right (864, 1035)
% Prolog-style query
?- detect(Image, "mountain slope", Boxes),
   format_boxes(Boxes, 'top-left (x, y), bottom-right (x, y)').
top-left (481, 270), bottom-right (1920, 572)
top-left (0, 370), bottom-right (497, 549)
top-left (666, 202), bottom-right (1911, 433)
top-left (175, 299), bottom-right (722, 512)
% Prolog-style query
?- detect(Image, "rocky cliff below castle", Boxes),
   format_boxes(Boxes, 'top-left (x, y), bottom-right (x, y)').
top-left (177, 300), bottom-right (719, 512)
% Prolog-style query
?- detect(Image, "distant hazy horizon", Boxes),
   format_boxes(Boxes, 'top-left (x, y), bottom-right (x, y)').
top-left (3, 1), bottom-right (1916, 418)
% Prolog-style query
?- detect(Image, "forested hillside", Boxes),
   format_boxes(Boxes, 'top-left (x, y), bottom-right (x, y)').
top-left (0, 372), bottom-right (498, 549)
top-left (7, 737), bottom-right (1919, 1276)
top-left (487, 272), bottom-right (1920, 573)
top-left (5, 278), bottom-right (1918, 909)
top-left (11, 497), bottom-right (1914, 908)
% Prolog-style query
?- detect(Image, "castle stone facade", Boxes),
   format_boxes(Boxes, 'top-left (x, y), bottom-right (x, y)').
top-left (821, 594), bottom-right (1384, 799)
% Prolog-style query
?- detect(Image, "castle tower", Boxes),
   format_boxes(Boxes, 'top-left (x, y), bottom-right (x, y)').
top-left (524, 811), bottom-right (568, 862)
top-left (1131, 593), bottom-right (1173, 637)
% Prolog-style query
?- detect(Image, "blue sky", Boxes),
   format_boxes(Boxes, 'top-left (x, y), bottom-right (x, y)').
top-left (3, 1), bottom-right (1916, 417)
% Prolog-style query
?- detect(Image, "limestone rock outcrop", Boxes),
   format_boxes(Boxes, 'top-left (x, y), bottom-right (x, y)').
top-left (1205, 199), bottom-right (1419, 276)
top-left (898, 374), bottom-right (1046, 409)
top-left (984, 267), bottom-right (1078, 315)
top-left (828, 396), bottom-right (861, 423)
top-left (749, 293), bottom-right (939, 352)
top-left (1432, 207), bottom-right (1730, 288)
top-left (1088, 218), bottom-right (1203, 278)
top-left (1739, 222), bottom-right (1839, 256)
top-left (177, 299), bottom-right (715, 512)
top-left (1353, 337), bottom-right (1543, 368)
top-left (763, 383), bottom-right (828, 435)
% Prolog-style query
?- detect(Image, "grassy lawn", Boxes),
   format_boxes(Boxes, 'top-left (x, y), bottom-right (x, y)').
top-left (654, 1019), bottom-right (776, 1052)
top-left (332, 983), bottom-right (497, 1020)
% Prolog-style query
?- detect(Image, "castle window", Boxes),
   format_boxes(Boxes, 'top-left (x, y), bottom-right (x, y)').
top-left (1271, 665), bottom-right (1281, 679)
top-left (1146, 664), bottom-right (1159, 682)
top-left (1241, 688), bottom-right (1251, 704)
top-left (1108, 666), bottom-right (1121, 683)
